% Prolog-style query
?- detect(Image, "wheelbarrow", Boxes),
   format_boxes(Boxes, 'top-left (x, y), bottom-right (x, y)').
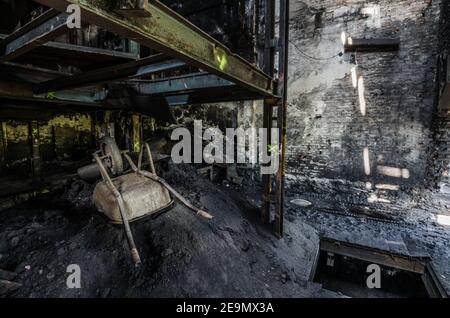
top-left (86, 137), bottom-right (213, 266)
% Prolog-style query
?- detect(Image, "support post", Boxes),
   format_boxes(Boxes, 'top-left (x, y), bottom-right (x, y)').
top-left (131, 114), bottom-right (142, 153)
top-left (274, 0), bottom-right (290, 237)
top-left (261, 0), bottom-right (289, 237)
top-left (29, 120), bottom-right (42, 183)
top-left (261, 0), bottom-right (276, 225)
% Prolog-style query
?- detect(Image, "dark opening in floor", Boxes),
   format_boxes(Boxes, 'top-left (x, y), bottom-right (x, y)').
top-left (311, 238), bottom-right (446, 298)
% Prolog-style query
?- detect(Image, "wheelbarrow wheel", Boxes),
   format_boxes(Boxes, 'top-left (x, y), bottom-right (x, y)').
top-left (100, 137), bottom-right (124, 176)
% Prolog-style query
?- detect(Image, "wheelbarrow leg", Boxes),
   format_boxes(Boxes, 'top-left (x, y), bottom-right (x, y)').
top-left (93, 153), bottom-right (142, 266)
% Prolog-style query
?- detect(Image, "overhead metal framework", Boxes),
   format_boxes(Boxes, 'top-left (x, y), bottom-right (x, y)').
top-left (0, 0), bottom-right (289, 236)
top-left (32, 0), bottom-right (275, 97)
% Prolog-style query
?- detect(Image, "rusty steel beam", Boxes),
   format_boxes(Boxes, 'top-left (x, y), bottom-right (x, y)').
top-left (0, 9), bottom-right (69, 62)
top-left (32, 0), bottom-right (274, 96)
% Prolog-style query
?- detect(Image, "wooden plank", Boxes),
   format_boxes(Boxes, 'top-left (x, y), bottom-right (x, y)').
top-left (320, 238), bottom-right (429, 274)
top-left (344, 38), bottom-right (400, 52)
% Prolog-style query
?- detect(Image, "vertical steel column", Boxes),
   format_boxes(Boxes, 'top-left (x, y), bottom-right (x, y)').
top-left (261, 0), bottom-right (276, 224)
top-left (0, 122), bottom-right (5, 175)
top-left (274, 0), bottom-right (289, 237)
top-left (261, 0), bottom-right (289, 237)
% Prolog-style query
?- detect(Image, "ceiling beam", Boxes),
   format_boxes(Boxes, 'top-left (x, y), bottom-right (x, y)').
top-left (131, 73), bottom-right (235, 95)
top-left (33, 55), bottom-right (185, 93)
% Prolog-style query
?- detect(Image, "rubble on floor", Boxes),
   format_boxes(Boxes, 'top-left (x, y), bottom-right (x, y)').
top-left (0, 163), bottom-right (338, 298)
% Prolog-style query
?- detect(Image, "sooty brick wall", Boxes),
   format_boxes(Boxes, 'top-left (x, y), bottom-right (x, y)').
top-left (286, 0), bottom-right (441, 194)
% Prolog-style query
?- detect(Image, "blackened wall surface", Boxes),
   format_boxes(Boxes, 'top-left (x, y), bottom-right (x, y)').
top-left (287, 0), bottom-right (441, 194)
top-left (162, 0), bottom-right (259, 62)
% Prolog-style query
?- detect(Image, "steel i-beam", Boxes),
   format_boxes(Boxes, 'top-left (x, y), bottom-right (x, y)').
top-left (0, 9), bottom-right (69, 62)
top-left (132, 73), bottom-right (235, 95)
top-left (32, 0), bottom-right (274, 96)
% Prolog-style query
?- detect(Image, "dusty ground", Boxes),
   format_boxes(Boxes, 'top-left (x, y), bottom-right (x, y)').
top-left (0, 163), bottom-right (338, 298)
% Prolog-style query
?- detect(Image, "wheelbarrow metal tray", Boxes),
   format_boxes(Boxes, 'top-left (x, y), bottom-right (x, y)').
top-left (93, 173), bottom-right (173, 224)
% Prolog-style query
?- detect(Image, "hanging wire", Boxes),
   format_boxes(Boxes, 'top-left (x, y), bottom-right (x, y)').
top-left (289, 40), bottom-right (343, 61)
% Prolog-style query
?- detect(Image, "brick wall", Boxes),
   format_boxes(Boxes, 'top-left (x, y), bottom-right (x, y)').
top-left (286, 0), bottom-right (442, 194)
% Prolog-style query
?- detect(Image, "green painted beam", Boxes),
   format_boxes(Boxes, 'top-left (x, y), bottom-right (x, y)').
top-left (32, 0), bottom-right (274, 97)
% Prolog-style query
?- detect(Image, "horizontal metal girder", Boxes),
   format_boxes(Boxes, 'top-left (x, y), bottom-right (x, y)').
top-left (132, 73), bottom-right (235, 95)
top-left (0, 80), bottom-right (116, 110)
top-left (34, 55), bottom-right (186, 93)
top-left (0, 9), bottom-right (69, 62)
top-left (344, 38), bottom-right (400, 52)
top-left (32, 0), bottom-right (274, 96)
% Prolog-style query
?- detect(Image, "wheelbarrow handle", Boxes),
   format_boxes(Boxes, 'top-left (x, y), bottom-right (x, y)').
top-left (93, 153), bottom-right (142, 267)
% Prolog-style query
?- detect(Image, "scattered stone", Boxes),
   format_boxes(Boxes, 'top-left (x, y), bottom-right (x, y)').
top-left (241, 240), bottom-right (251, 252)
top-left (162, 248), bottom-right (173, 257)
top-left (10, 237), bottom-right (20, 247)
top-left (184, 253), bottom-right (192, 265)
top-left (281, 273), bottom-right (290, 284)
top-left (24, 265), bottom-right (31, 271)
top-left (69, 242), bottom-right (77, 250)
top-left (101, 288), bottom-right (111, 298)
top-left (291, 199), bottom-right (312, 208)
top-left (46, 272), bottom-right (55, 280)
top-left (57, 248), bottom-right (65, 256)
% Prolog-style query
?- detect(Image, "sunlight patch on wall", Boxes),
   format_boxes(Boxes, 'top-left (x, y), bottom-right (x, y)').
top-left (377, 166), bottom-right (410, 179)
top-left (351, 66), bottom-right (358, 88)
top-left (363, 147), bottom-right (371, 176)
top-left (358, 76), bottom-right (366, 116)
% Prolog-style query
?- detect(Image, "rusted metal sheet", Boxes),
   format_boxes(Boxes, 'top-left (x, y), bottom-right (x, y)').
top-left (32, 0), bottom-right (274, 96)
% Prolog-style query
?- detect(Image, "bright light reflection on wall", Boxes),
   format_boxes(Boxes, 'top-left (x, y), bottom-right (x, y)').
top-left (358, 76), bottom-right (366, 116)
top-left (377, 166), bottom-right (410, 179)
top-left (363, 147), bottom-right (371, 176)
top-left (351, 67), bottom-right (358, 88)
